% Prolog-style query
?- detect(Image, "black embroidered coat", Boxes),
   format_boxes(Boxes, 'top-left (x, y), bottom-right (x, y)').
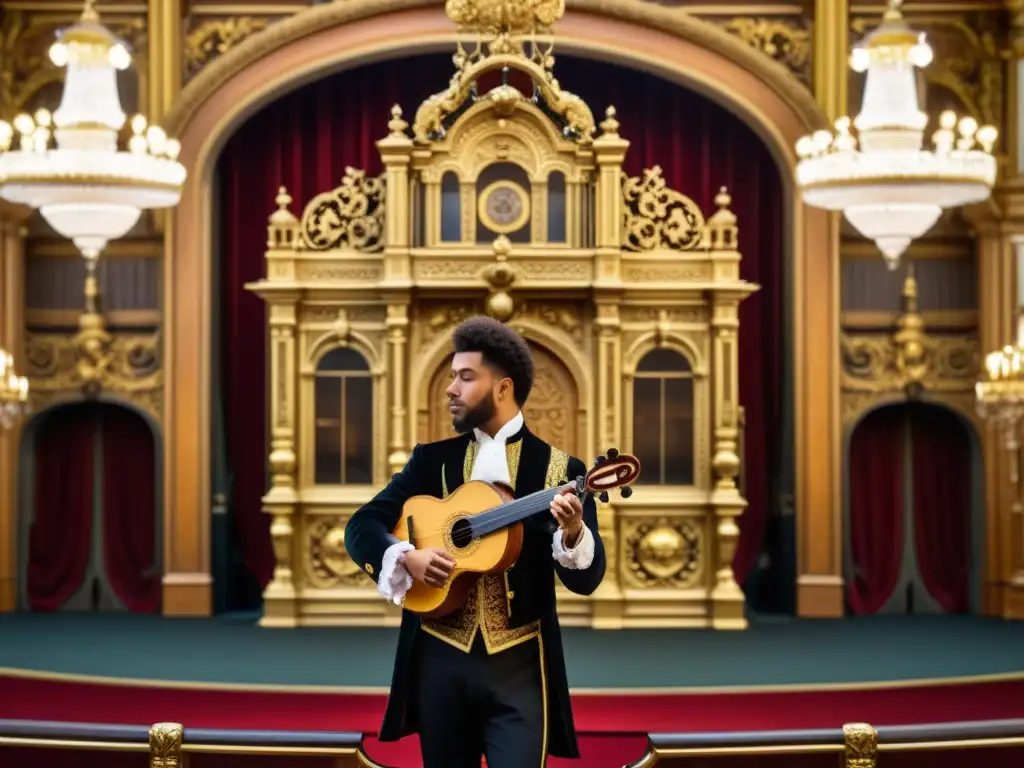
top-left (343, 424), bottom-right (606, 758)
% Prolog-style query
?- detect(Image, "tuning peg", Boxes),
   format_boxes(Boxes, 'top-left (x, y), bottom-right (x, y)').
top-left (607, 448), bottom-right (619, 459)
top-left (620, 486), bottom-right (633, 499)
top-left (594, 455), bottom-right (606, 466)
top-left (598, 491), bottom-right (610, 504)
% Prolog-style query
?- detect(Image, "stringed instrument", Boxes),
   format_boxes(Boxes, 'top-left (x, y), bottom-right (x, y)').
top-left (392, 447), bottom-right (640, 617)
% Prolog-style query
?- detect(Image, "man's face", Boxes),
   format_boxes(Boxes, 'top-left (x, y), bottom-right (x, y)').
top-left (446, 351), bottom-right (509, 433)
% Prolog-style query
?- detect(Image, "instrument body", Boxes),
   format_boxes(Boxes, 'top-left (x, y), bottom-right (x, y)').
top-left (391, 448), bottom-right (641, 617)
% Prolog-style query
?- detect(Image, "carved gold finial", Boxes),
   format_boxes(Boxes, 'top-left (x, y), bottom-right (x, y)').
top-left (269, 186), bottom-right (297, 225)
top-left (388, 104), bottom-right (409, 137)
top-left (483, 236), bottom-right (517, 321)
top-left (149, 723), bottom-right (183, 768)
top-left (885, 0), bottom-right (904, 19)
top-left (842, 723), bottom-right (878, 768)
top-left (332, 309), bottom-right (351, 341)
top-left (893, 261), bottom-right (928, 394)
top-left (82, 0), bottom-right (99, 22)
top-left (600, 106), bottom-right (620, 136)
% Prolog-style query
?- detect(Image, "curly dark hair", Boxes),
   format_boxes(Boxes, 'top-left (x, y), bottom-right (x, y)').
top-left (452, 316), bottom-right (534, 406)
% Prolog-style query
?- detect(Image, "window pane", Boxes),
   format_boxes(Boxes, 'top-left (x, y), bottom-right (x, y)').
top-left (637, 348), bottom-right (690, 373)
top-left (315, 376), bottom-right (341, 421)
top-left (441, 172), bottom-right (461, 242)
top-left (633, 377), bottom-right (661, 485)
top-left (663, 377), bottom-right (694, 485)
top-left (315, 425), bottom-right (341, 484)
top-left (344, 376), bottom-right (373, 483)
top-left (548, 172), bottom-right (566, 243)
top-left (319, 347), bottom-right (369, 372)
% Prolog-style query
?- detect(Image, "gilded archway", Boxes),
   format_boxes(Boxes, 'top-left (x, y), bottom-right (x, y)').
top-left (159, 0), bottom-right (838, 620)
top-left (425, 344), bottom-right (581, 458)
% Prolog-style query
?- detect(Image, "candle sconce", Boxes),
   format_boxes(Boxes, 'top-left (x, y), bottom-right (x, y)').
top-left (975, 311), bottom-right (1024, 515)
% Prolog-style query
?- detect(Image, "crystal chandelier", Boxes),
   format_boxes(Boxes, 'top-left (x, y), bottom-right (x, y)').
top-left (795, 0), bottom-right (998, 270)
top-left (0, 349), bottom-right (30, 430)
top-left (0, 0), bottom-right (186, 262)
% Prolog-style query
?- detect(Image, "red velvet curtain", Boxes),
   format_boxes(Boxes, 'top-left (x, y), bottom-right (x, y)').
top-left (909, 405), bottom-right (972, 613)
top-left (101, 405), bottom-right (160, 613)
top-left (847, 406), bottom-right (905, 615)
top-left (217, 54), bottom-right (784, 590)
top-left (27, 406), bottom-right (95, 611)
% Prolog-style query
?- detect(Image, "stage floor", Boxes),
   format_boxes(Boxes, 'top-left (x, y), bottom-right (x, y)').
top-left (1, 613), bottom-right (1023, 690)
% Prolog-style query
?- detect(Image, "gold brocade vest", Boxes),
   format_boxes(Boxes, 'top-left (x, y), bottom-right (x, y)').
top-left (420, 439), bottom-right (569, 654)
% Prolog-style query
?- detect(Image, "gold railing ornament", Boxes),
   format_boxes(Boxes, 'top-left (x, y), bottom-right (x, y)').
top-left (0, 347), bottom-right (30, 430)
top-left (148, 722), bottom-right (183, 768)
top-left (843, 723), bottom-right (878, 768)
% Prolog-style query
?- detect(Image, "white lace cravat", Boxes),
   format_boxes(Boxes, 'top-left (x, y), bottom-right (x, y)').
top-left (470, 410), bottom-right (524, 484)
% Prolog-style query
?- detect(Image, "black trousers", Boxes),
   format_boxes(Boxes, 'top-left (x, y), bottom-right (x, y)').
top-left (413, 630), bottom-right (547, 768)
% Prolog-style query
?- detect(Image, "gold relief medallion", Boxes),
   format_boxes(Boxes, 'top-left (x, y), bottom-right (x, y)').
top-left (478, 180), bottom-right (530, 234)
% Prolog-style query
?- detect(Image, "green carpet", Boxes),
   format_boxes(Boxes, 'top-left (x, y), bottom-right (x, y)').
top-left (1, 614), bottom-right (1022, 689)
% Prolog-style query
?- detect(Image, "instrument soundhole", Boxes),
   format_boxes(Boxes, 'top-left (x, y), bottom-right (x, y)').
top-left (450, 518), bottom-right (474, 549)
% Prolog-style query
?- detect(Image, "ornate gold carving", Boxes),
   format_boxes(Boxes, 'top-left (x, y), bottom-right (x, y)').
top-left (621, 306), bottom-right (707, 324)
top-left (622, 167), bottom-right (707, 252)
top-left (842, 723), bottom-right (878, 768)
top-left (512, 301), bottom-right (584, 343)
top-left (297, 264), bottom-right (383, 282)
top-left (149, 723), bottom-right (183, 768)
top-left (300, 168), bottom-right (386, 252)
top-left (623, 517), bottom-right (702, 589)
top-left (446, 0), bottom-right (565, 36)
top-left (306, 517), bottom-right (368, 588)
top-left (624, 264), bottom-right (712, 282)
top-left (25, 330), bottom-right (162, 424)
top-left (523, 350), bottom-right (577, 454)
top-left (716, 17), bottom-right (811, 84)
top-left (841, 269), bottom-right (977, 397)
top-left (482, 236), bottom-right (519, 320)
top-left (184, 17), bottom-right (272, 82)
top-left (419, 303), bottom-right (486, 351)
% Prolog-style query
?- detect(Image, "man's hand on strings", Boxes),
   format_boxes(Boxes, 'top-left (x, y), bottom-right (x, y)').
top-left (550, 487), bottom-right (584, 548)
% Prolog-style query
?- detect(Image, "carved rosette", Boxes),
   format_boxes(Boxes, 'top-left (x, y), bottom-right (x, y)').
top-left (300, 168), bottom-right (386, 252)
top-left (622, 517), bottom-right (702, 589)
top-left (305, 517), bottom-right (368, 588)
top-left (621, 167), bottom-right (706, 252)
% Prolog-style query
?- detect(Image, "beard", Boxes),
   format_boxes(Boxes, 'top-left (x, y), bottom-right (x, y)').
top-left (451, 394), bottom-right (496, 434)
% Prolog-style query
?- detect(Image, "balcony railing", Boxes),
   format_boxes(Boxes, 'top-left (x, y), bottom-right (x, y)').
top-left (2, 718), bottom-right (1023, 767)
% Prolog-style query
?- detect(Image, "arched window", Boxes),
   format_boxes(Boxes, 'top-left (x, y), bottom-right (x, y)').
top-left (547, 171), bottom-right (566, 243)
top-left (314, 348), bottom-right (373, 484)
top-left (441, 171), bottom-right (461, 242)
top-left (633, 348), bottom-right (694, 485)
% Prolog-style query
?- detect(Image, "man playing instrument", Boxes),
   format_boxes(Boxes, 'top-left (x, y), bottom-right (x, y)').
top-left (344, 316), bottom-right (606, 767)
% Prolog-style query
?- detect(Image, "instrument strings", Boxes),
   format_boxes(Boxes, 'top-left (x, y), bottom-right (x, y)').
top-left (408, 485), bottom-right (568, 541)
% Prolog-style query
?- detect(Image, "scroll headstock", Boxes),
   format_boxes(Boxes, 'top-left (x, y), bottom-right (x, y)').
top-left (572, 447), bottom-right (641, 504)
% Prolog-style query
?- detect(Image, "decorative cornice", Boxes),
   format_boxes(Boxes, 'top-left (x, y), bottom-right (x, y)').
top-left (163, 0), bottom-right (826, 138)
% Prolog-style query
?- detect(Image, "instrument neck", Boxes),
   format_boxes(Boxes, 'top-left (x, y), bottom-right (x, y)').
top-left (469, 484), bottom-right (575, 539)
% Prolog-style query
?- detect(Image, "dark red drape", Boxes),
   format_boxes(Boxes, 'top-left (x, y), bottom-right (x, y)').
top-left (27, 406), bottom-right (95, 611)
top-left (909, 405), bottom-right (972, 613)
top-left (218, 55), bottom-right (784, 590)
top-left (101, 405), bottom-right (160, 613)
top-left (847, 406), bottom-right (905, 615)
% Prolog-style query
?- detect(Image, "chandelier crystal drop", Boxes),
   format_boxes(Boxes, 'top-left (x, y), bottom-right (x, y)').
top-left (0, 349), bottom-right (30, 430)
top-left (794, 0), bottom-right (998, 270)
top-left (0, 0), bottom-right (186, 259)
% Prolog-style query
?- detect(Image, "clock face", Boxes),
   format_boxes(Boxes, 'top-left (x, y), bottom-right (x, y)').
top-left (479, 181), bottom-right (530, 233)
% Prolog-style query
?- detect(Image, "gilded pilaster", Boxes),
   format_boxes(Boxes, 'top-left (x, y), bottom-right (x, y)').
top-left (378, 105), bottom-right (415, 285)
top-left (813, 0), bottom-right (849, 123)
top-left (148, 0), bottom-right (183, 124)
top-left (971, 183), bottom-right (1024, 619)
top-left (0, 201), bottom-right (29, 613)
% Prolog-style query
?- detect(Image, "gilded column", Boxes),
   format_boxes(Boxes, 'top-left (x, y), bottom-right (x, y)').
top-left (589, 107), bottom-right (630, 625)
top-left (377, 106), bottom-right (415, 474)
top-left (707, 191), bottom-right (752, 629)
top-left (813, 0), bottom-right (849, 123)
top-left (0, 201), bottom-right (29, 613)
top-left (258, 192), bottom-right (301, 627)
top-left (148, 0), bottom-right (182, 124)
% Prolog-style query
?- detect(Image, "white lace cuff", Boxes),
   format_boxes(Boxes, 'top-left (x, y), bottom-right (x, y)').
top-left (551, 523), bottom-right (595, 570)
top-left (379, 541), bottom-right (415, 605)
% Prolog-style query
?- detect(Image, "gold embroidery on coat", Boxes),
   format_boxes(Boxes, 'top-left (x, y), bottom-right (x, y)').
top-left (546, 447), bottom-right (570, 488)
top-left (422, 437), bottom-right (541, 654)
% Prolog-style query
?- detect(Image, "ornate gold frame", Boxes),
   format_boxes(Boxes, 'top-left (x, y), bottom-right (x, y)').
top-left (159, 0), bottom-right (837, 618)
